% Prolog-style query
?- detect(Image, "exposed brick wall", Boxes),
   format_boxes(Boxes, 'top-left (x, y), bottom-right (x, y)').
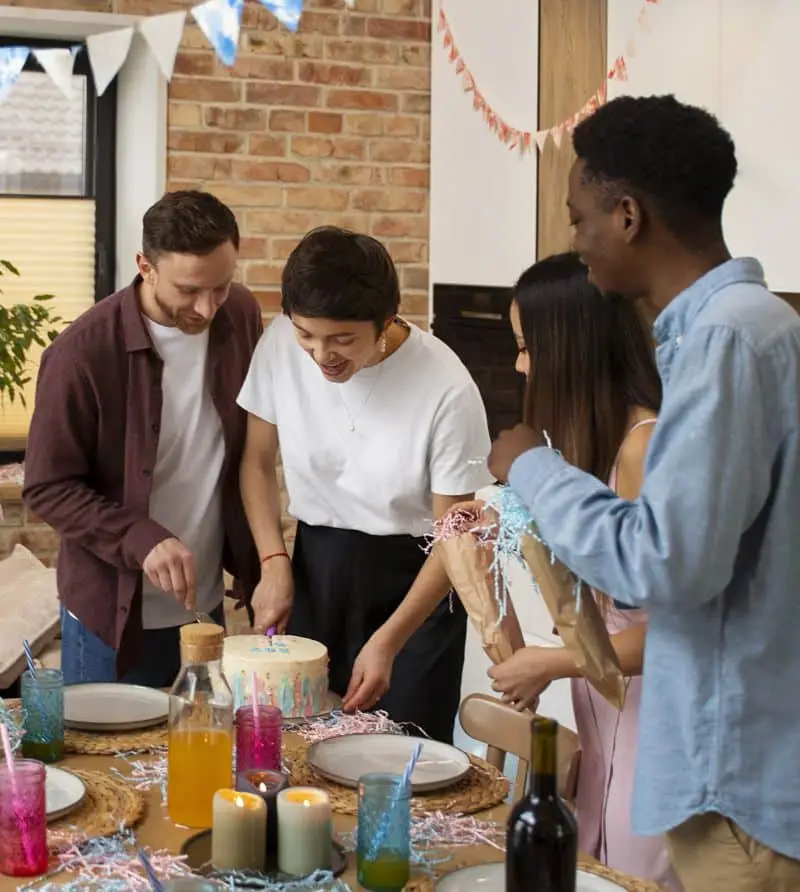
top-left (2, 0), bottom-right (433, 567)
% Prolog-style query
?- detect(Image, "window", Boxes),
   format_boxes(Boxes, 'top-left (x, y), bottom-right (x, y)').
top-left (0, 37), bottom-right (116, 454)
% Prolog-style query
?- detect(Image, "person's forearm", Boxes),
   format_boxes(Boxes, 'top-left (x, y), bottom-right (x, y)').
top-left (240, 454), bottom-right (286, 557)
top-left (544, 623), bottom-right (647, 681)
top-left (372, 549), bottom-right (452, 654)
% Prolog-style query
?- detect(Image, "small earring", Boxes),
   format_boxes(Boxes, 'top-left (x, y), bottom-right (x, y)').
top-left (381, 335), bottom-right (387, 354)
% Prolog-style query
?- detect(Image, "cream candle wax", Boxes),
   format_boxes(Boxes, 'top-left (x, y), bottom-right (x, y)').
top-left (276, 787), bottom-right (332, 876)
top-left (211, 789), bottom-right (267, 871)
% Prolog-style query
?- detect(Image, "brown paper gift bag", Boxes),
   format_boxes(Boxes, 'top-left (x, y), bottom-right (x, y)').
top-left (435, 534), bottom-right (525, 664)
top-left (518, 534), bottom-right (626, 709)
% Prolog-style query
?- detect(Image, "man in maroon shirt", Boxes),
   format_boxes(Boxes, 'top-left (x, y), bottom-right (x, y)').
top-left (23, 191), bottom-right (262, 686)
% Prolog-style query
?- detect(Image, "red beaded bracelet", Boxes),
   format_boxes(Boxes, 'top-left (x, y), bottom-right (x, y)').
top-left (260, 551), bottom-right (290, 565)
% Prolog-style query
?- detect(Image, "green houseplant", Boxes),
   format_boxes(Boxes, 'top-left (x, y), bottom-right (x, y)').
top-left (0, 260), bottom-right (61, 406)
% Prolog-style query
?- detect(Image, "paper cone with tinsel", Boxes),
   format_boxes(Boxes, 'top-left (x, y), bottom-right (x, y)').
top-left (434, 508), bottom-right (525, 664)
top-left (518, 534), bottom-right (626, 709)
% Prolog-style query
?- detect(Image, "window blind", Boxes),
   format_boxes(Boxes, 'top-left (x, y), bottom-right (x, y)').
top-left (0, 197), bottom-right (96, 445)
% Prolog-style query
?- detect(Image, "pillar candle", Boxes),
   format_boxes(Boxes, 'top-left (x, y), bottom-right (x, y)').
top-left (235, 769), bottom-right (289, 859)
top-left (276, 787), bottom-right (332, 876)
top-left (211, 789), bottom-right (267, 872)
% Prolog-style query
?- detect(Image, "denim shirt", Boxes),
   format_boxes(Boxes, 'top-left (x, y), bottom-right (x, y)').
top-left (509, 258), bottom-right (800, 858)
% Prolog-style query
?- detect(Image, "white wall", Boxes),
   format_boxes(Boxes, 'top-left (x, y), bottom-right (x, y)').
top-left (608, 0), bottom-right (800, 292)
top-left (429, 0), bottom-right (538, 302)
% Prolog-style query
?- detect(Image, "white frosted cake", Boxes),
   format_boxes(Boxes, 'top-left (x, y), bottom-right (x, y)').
top-left (223, 635), bottom-right (329, 718)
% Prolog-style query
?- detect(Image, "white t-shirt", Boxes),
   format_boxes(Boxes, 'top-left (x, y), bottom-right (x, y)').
top-left (142, 320), bottom-right (225, 629)
top-left (237, 314), bottom-right (492, 537)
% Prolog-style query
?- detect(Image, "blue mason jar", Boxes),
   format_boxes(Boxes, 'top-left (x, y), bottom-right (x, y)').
top-left (357, 772), bottom-right (411, 892)
top-left (21, 668), bottom-right (64, 763)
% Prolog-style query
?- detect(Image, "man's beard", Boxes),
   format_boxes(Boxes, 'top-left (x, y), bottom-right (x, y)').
top-left (153, 290), bottom-right (211, 334)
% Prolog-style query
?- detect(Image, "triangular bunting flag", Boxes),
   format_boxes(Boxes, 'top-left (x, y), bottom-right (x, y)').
top-left (0, 46), bottom-right (29, 103)
top-left (192, 0), bottom-right (244, 68)
top-left (86, 26), bottom-right (134, 96)
top-left (33, 47), bottom-right (76, 100)
top-left (534, 130), bottom-right (549, 153)
top-left (437, 8), bottom-right (447, 31)
top-left (139, 10), bottom-right (186, 81)
top-left (551, 124), bottom-right (565, 148)
top-left (260, 0), bottom-right (303, 32)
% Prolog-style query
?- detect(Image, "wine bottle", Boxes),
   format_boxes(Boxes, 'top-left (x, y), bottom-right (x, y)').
top-left (506, 716), bottom-right (578, 892)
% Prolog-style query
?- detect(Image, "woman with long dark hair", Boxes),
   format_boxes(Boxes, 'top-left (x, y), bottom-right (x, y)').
top-left (488, 253), bottom-right (680, 890)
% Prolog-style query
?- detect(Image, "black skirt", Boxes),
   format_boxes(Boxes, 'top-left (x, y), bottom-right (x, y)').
top-left (287, 521), bottom-right (467, 743)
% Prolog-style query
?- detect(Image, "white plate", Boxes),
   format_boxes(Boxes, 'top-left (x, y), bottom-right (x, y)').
top-left (63, 683), bottom-right (169, 732)
top-left (307, 734), bottom-right (471, 793)
top-left (46, 765), bottom-right (86, 823)
top-left (437, 863), bottom-right (627, 892)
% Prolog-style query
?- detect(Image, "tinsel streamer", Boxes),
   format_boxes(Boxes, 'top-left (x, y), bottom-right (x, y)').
top-left (19, 829), bottom-right (193, 891)
top-left (0, 696), bottom-right (24, 752)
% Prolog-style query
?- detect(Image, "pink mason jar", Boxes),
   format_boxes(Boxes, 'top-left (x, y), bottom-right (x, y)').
top-left (235, 705), bottom-right (282, 774)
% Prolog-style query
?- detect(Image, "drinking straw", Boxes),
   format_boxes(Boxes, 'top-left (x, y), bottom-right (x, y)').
top-left (366, 741), bottom-right (422, 859)
top-left (266, 625), bottom-right (276, 643)
top-left (22, 639), bottom-right (50, 739)
top-left (138, 848), bottom-right (166, 892)
top-left (0, 722), bottom-right (35, 869)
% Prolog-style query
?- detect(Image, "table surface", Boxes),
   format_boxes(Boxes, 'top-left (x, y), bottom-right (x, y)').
top-left (0, 750), bottom-right (509, 890)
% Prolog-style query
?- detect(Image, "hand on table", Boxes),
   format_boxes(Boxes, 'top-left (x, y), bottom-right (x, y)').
top-left (488, 424), bottom-right (545, 483)
top-left (488, 646), bottom-right (557, 713)
top-left (251, 556), bottom-right (294, 634)
top-left (342, 635), bottom-right (396, 713)
top-left (142, 537), bottom-right (197, 610)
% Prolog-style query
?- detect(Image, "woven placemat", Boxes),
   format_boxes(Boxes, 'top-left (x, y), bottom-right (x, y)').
top-left (285, 739), bottom-right (508, 816)
top-left (404, 856), bottom-right (663, 892)
top-left (49, 769), bottom-right (146, 840)
top-left (64, 724), bottom-right (167, 755)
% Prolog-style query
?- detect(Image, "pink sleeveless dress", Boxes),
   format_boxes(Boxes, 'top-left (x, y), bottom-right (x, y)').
top-left (570, 419), bottom-right (682, 891)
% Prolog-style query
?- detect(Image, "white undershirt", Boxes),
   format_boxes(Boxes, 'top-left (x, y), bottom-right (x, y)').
top-left (141, 320), bottom-right (225, 629)
top-left (237, 315), bottom-right (492, 537)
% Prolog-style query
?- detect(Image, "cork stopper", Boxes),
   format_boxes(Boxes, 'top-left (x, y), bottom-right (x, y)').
top-left (180, 622), bottom-right (225, 662)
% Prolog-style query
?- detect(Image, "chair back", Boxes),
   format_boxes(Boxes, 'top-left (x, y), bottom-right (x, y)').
top-left (459, 693), bottom-right (581, 802)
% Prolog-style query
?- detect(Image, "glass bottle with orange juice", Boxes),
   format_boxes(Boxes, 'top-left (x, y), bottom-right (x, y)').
top-left (168, 623), bottom-right (234, 828)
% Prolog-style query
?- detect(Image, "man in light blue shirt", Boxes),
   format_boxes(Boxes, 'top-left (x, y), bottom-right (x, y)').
top-left (489, 95), bottom-right (800, 892)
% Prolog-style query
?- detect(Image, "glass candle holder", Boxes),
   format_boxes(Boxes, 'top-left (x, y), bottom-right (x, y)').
top-left (21, 668), bottom-right (64, 764)
top-left (235, 768), bottom-right (289, 862)
top-left (235, 705), bottom-right (281, 774)
top-left (357, 773), bottom-right (411, 892)
top-left (0, 759), bottom-right (48, 877)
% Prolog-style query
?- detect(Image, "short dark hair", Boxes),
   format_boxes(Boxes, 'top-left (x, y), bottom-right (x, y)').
top-left (142, 190), bottom-right (240, 260)
top-left (572, 95), bottom-right (737, 238)
top-left (281, 227), bottom-right (400, 329)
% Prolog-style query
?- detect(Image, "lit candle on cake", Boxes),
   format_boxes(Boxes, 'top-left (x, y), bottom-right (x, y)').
top-left (276, 787), bottom-right (332, 876)
top-left (211, 789), bottom-right (267, 872)
top-left (236, 768), bottom-right (289, 859)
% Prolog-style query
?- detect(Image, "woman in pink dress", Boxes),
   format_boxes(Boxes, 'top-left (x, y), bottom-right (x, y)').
top-left (489, 253), bottom-right (681, 891)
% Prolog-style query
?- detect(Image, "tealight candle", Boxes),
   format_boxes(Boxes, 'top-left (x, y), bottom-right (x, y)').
top-left (211, 789), bottom-right (267, 872)
top-left (235, 769), bottom-right (289, 860)
top-left (276, 787), bottom-right (332, 876)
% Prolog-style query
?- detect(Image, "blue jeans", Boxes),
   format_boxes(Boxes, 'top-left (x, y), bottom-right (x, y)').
top-left (60, 604), bottom-right (225, 688)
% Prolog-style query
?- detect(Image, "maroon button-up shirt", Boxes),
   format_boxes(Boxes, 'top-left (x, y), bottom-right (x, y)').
top-left (22, 279), bottom-right (262, 674)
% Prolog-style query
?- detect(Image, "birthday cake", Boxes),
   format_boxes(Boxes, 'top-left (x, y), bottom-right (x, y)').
top-left (223, 635), bottom-right (329, 718)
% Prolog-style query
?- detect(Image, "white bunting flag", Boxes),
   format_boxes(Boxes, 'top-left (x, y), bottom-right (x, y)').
top-left (534, 130), bottom-right (549, 153)
top-left (139, 10), bottom-right (186, 82)
top-left (86, 26), bottom-right (134, 97)
top-left (33, 47), bottom-right (76, 100)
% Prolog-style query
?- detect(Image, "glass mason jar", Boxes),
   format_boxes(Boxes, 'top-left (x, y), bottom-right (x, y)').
top-left (0, 759), bottom-right (49, 877)
top-left (235, 704), bottom-right (282, 774)
top-left (21, 667), bottom-right (64, 764)
top-left (357, 773), bottom-right (411, 892)
top-left (167, 623), bottom-right (233, 829)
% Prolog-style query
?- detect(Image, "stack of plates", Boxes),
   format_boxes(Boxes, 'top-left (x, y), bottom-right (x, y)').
top-left (63, 683), bottom-right (169, 732)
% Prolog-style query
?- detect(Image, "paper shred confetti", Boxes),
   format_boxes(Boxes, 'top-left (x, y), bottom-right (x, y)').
top-left (110, 751), bottom-right (168, 806)
top-left (294, 709), bottom-right (406, 743)
top-left (21, 829), bottom-right (193, 891)
top-left (431, 507), bottom-right (482, 543)
top-left (206, 868), bottom-right (350, 890)
top-left (0, 697), bottom-right (24, 753)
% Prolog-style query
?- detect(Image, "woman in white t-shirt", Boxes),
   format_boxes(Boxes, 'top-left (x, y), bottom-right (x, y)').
top-left (237, 227), bottom-right (491, 742)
